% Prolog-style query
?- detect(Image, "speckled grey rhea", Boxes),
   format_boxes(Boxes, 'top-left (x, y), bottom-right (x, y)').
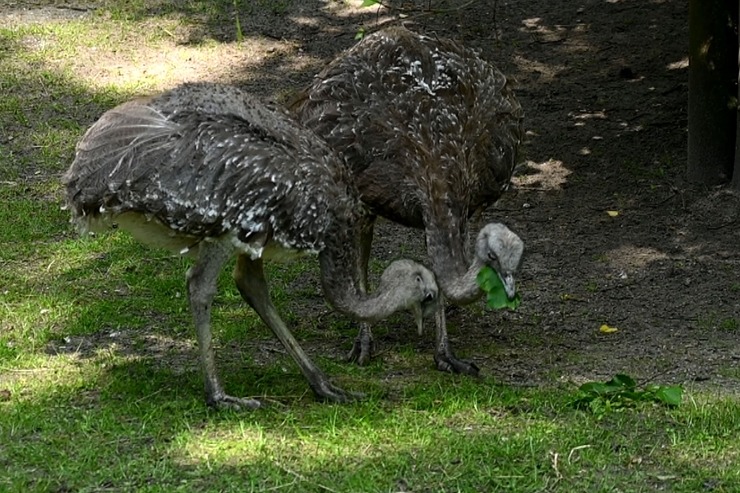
top-left (291, 27), bottom-right (525, 375)
top-left (63, 82), bottom-right (439, 410)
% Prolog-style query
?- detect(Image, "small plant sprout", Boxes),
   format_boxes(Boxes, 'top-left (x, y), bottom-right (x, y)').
top-left (233, 0), bottom-right (244, 41)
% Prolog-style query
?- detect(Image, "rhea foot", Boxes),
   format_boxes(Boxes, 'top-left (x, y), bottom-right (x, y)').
top-left (346, 331), bottom-right (374, 366)
top-left (434, 351), bottom-right (480, 377)
top-left (207, 393), bottom-right (262, 411)
top-left (311, 378), bottom-right (364, 403)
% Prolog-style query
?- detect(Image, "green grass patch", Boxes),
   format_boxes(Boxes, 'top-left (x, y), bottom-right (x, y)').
top-left (3, 365), bottom-right (740, 492)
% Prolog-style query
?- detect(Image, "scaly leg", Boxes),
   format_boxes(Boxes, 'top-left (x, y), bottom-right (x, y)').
top-left (346, 216), bottom-right (375, 366)
top-left (188, 241), bottom-right (261, 410)
top-left (432, 295), bottom-right (480, 377)
top-left (234, 254), bottom-right (361, 402)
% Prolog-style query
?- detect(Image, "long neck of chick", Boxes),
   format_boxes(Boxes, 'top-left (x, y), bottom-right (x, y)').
top-left (318, 218), bottom-right (411, 322)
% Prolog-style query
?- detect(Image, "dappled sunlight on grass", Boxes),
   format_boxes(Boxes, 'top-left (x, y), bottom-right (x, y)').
top-left (6, 349), bottom-right (737, 492)
top-left (1, 357), bottom-right (569, 490)
top-left (1, 215), bottom-right (193, 351)
top-left (0, 190), bottom-right (67, 245)
top-left (2, 6), bottom-right (323, 98)
top-left (1, 0), bottom-right (738, 490)
top-left (0, 352), bottom-right (95, 391)
top-left (2, 325), bottom-right (740, 491)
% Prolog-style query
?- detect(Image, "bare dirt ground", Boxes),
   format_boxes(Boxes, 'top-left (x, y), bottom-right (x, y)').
top-left (371, 0), bottom-right (740, 391)
top-left (6, 0), bottom-right (739, 393)
top-left (276, 0), bottom-right (740, 392)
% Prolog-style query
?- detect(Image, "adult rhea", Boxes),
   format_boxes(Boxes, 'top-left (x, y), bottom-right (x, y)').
top-left (291, 27), bottom-right (524, 374)
top-left (64, 82), bottom-right (439, 409)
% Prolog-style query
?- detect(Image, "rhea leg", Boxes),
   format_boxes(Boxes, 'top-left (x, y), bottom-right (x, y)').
top-left (433, 295), bottom-right (480, 377)
top-left (188, 242), bottom-right (261, 410)
top-left (346, 217), bottom-right (375, 366)
top-left (234, 254), bottom-right (361, 402)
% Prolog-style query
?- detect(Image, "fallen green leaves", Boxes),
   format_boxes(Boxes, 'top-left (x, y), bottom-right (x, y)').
top-left (572, 373), bottom-right (683, 414)
top-left (476, 266), bottom-right (521, 310)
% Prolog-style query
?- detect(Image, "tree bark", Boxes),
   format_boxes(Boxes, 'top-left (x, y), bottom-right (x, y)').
top-left (688, 0), bottom-right (737, 185)
top-left (734, 1), bottom-right (740, 191)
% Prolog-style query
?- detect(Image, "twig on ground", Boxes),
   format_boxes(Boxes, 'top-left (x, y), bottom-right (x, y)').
top-left (648, 190), bottom-right (680, 208)
top-left (549, 451), bottom-right (563, 480)
top-left (133, 388), bottom-right (164, 405)
top-left (635, 368), bottom-right (676, 388)
top-left (255, 396), bottom-right (290, 408)
top-left (159, 26), bottom-right (176, 38)
top-left (261, 480), bottom-right (299, 492)
top-left (367, 0), bottom-right (481, 14)
top-left (362, 0), bottom-right (483, 33)
top-left (567, 444), bottom-right (592, 463)
top-left (597, 280), bottom-right (640, 293)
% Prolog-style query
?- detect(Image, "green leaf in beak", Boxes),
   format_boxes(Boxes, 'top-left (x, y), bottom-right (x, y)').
top-left (477, 266), bottom-right (521, 310)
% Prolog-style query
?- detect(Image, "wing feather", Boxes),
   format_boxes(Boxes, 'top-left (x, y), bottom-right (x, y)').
top-left (65, 83), bottom-right (359, 253)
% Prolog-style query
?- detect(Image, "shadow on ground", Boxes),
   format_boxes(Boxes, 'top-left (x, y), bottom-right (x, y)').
top-left (1, 0), bottom-right (738, 402)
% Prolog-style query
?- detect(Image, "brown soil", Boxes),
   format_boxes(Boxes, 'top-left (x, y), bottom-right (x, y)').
top-left (288, 0), bottom-right (740, 392)
top-left (7, 0), bottom-right (739, 393)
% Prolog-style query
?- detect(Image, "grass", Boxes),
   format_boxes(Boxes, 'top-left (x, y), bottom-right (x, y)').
top-left (3, 365), bottom-right (740, 492)
top-left (696, 313), bottom-right (740, 332)
top-left (1, 2), bottom-right (739, 492)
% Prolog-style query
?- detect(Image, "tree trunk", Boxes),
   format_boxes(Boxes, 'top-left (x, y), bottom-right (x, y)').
top-left (734, 1), bottom-right (740, 191)
top-left (688, 0), bottom-right (737, 185)
top-left (734, 58), bottom-right (740, 190)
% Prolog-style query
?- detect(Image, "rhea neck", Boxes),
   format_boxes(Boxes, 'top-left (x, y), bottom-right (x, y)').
top-left (317, 219), bottom-right (409, 322)
top-left (424, 219), bottom-right (485, 305)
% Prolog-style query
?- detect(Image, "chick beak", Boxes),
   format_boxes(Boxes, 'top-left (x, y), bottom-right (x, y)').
top-left (412, 302), bottom-right (424, 336)
top-left (415, 290), bottom-right (439, 335)
top-left (501, 272), bottom-right (517, 300)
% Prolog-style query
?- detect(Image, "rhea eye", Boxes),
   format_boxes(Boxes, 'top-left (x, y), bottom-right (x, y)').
top-left (488, 252), bottom-right (497, 262)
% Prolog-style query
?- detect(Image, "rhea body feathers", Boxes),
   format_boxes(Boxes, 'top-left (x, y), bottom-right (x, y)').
top-left (63, 82), bottom-right (439, 408)
top-left (66, 84), bottom-right (354, 258)
top-left (292, 27), bottom-right (524, 373)
top-left (297, 28), bottom-right (519, 224)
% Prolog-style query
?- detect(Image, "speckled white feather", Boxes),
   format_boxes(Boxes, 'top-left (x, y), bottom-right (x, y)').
top-left (64, 83), bottom-right (360, 259)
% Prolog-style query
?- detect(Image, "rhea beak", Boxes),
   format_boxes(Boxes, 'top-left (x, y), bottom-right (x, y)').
top-left (413, 290), bottom-right (438, 336)
top-left (500, 272), bottom-right (517, 300)
top-left (412, 303), bottom-right (424, 336)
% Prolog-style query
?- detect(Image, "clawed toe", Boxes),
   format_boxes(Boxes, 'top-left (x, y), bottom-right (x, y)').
top-left (312, 380), bottom-right (364, 403)
top-left (346, 341), bottom-right (361, 363)
top-left (209, 394), bottom-right (262, 411)
top-left (346, 336), bottom-right (374, 366)
top-left (434, 353), bottom-right (480, 377)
